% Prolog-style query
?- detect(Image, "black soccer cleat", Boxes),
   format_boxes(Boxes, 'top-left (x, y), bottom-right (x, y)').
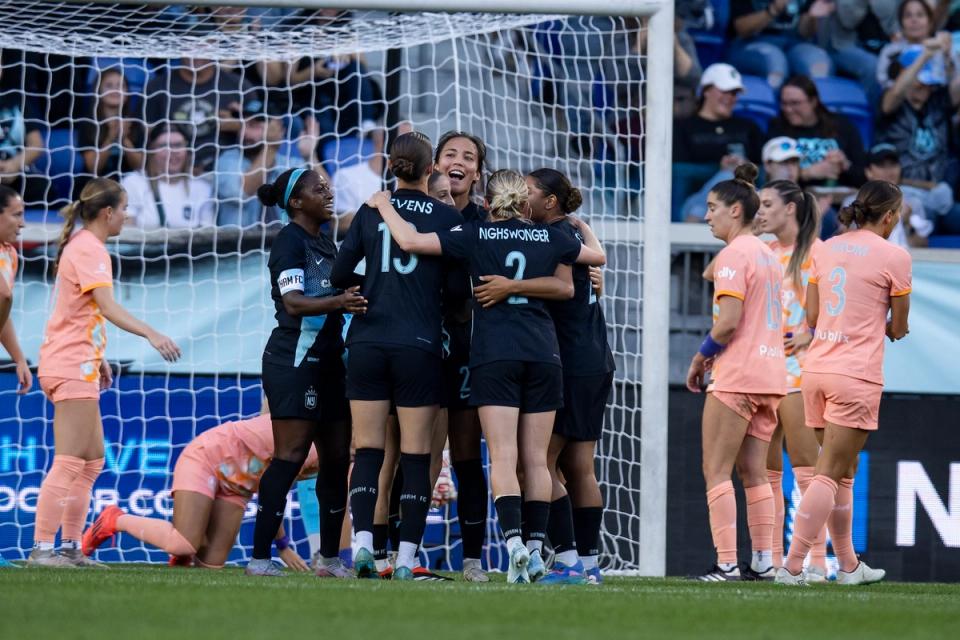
top-left (694, 564), bottom-right (741, 582)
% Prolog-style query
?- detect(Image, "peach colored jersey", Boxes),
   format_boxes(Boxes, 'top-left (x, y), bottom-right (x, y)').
top-left (804, 229), bottom-right (912, 385)
top-left (768, 238), bottom-right (823, 390)
top-left (38, 230), bottom-right (112, 382)
top-left (193, 414), bottom-right (319, 499)
top-left (709, 234), bottom-right (787, 395)
top-left (0, 243), bottom-right (16, 290)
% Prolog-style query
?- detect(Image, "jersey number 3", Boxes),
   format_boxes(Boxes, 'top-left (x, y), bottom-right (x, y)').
top-left (505, 251), bottom-right (528, 304)
top-left (378, 222), bottom-right (418, 274)
top-left (826, 267), bottom-right (846, 316)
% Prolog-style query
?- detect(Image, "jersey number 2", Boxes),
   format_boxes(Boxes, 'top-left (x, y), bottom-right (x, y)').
top-left (505, 251), bottom-right (528, 304)
top-left (378, 222), bottom-right (418, 274)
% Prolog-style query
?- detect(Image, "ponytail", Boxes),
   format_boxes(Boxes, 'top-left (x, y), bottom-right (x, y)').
top-left (838, 181), bottom-right (902, 228)
top-left (55, 200), bottom-right (81, 273)
top-left (54, 177), bottom-right (125, 274)
top-left (765, 180), bottom-right (820, 292)
top-left (485, 170), bottom-right (529, 221)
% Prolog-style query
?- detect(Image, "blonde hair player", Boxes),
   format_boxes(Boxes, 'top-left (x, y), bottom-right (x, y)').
top-left (686, 164), bottom-right (786, 582)
top-left (367, 168), bottom-right (605, 584)
top-left (28, 177), bottom-right (180, 567)
top-left (777, 180), bottom-right (911, 586)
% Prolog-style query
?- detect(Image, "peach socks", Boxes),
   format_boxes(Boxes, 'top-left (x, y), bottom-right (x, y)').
top-left (706, 481), bottom-right (737, 565)
top-left (785, 475), bottom-right (837, 575)
top-left (116, 514), bottom-right (197, 557)
top-left (768, 470), bottom-right (784, 568)
top-left (794, 466), bottom-right (828, 570)
top-left (829, 478), bottom-right (857, 572)
top-left (33, 455), bottom-right (85, 548)
top-left (60, 458), bottom-right (104, 544)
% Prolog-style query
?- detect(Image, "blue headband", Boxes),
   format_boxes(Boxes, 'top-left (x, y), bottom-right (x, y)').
top-left (282, 167), bottom-right (309, 211)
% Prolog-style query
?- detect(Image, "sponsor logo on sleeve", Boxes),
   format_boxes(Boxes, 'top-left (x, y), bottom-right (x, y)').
top-left (278, 268), bottom-right (305, 295)
top-left (716, 266), bottom-right (736, 280)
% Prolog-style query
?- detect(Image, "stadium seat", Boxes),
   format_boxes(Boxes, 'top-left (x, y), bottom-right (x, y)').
top-left (320, 135), bottom-right (376, 176)
top-left (814, 77), bottom-right (873, 147)
top-left (733, 75), bottom-right (777, 132)
top-left (688, 0), bottom-right (731, 68)
top-left (44, 128), bottom-right (84, 204)
top-left (928, 235), bottom-right (960, 249)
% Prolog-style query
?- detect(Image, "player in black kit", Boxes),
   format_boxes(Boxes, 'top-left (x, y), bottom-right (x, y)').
top-left (246, 167), bottom-right (368, 577)
top-left (434, 131), bottom-right (490, 580)
top-left (367, 169), bottom-right (605, 585)
top-left (529, 168), bottom-right (613, 585)
top-left (330, 132), bottom-right (463, 580)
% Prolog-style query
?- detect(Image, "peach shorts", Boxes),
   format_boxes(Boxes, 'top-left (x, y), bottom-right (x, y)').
top-left (710, 390), bottom-right (783, 442)
top-left (802, 371), bottom-right (882, 431)
top-left (39, 376), bottom-right (100, 403)
top-left (171, 443), bottom-right (248, 509)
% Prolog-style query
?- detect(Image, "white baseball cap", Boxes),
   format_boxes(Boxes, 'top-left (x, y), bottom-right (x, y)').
top-left (698, 63), bottom-right (745, 94)
top-left (762, 137), bottom-right (802, 163)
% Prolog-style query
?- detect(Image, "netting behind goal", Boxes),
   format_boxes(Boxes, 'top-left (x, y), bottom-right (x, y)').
top-left (0, 3), bottom-right (649, 571)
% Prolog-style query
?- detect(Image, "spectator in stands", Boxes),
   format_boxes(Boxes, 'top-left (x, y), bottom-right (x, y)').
top-left (668, 2), bottom-right (706, 119)
top-left (821, 0), bottom-right (901, 101)
top-left (122, 123), bottom-right (216, 229)
top-left (76, 67), bottom-right (145, 198)
top-left (216, 97), bottom-right (327, 227)
top-left (767, 75), bottom-right (866, 188)
top-left (839, 143), bottom-right (934, 246)
top-left (681, 135), bottom-right (804, 221)
top-left (0, 62), bottom-right (49, 207)
top-left (673, 63), bottom-right (764, 221)
top-left (143, 56), bottom-right (250, 174)
top-left (727, 0), bottom-right (835, 88)
top-left (877, 0), bottom-right (959, 91)
top-left (762, 135), bottom-right (803, 182)
top-left (879, 47), bottom-right (960, 234)
top-left (267, 10), bottom-right (384, 147)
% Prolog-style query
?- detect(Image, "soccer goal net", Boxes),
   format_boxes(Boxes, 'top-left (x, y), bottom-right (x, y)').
top-left (0, 0), bottom-right (672, 575)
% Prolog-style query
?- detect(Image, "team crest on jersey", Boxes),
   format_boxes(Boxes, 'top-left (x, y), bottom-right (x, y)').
top-left (304, 386), bottom-right (318, 410)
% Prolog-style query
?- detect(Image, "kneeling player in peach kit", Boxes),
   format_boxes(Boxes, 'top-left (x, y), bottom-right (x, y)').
top-left (83, 412), bottom-right (314, 570)
top-left (686, 164), bottom-right (786, 581)
top-left (776, 180), bottom-right (911, 586)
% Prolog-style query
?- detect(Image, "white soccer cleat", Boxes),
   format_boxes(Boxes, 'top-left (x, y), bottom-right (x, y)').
top-left (26, 548), bottom-right (77, 568)
top-left (775, 567), bottom-right (808, 586)
top-left (837, 561), bottom-right (885, 586)
top-left (805, 565), bottom-right (828, 583)
top-left (60, 548), bottom-right (108, 568)
top-left (463, 564), bottom-right (490, 583)
top-left (506, 543), bottom-right (530, 584)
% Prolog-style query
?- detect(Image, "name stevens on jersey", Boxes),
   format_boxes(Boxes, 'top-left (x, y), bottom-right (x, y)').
top-left (391, 197), bottom-right (434, 214)
top-left (478, 226), bottom-right (550, 242)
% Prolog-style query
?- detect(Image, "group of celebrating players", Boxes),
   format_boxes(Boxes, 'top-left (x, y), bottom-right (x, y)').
top-left (0, 125), bottom-right (910, 586)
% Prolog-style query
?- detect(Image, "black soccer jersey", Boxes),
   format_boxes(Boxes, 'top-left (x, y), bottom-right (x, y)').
top-left (437, 218), bottom-right (581, 368)
top-left (460, 200), bottom-right (487, 224)
top-left (263, 222), bottom-right (344, 368)
top-left (546, 219), bottom-right (616, 377)
top-left (331, 188), bottom-right (463, 356)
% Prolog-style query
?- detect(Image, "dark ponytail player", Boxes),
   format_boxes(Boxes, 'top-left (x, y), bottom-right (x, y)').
top-left (330, 132), bottom-right (464, 580)
top-left (246, 167), bottom-right (367, 577)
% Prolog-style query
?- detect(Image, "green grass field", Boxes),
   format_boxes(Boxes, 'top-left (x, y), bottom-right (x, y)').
top-left (1, 566), bottom-right (958, 639)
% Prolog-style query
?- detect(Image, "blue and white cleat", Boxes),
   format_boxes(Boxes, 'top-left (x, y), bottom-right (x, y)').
top-left (527, 548), bottom-right (545, 582)
top-left (585, 566), bottom-right (603, 585)
top-left (245, 558), bottom-right (286, 576)
top-left (354, 547), bottom-right (378, 579)
top-left (393, 566), bottom-right (415, 581)
top-left (507, 543), bottom-right (530, 584)
top-left (538, 560), bottom-right (588, 585)
top-left (0, 553), bottom-right (20, 568)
